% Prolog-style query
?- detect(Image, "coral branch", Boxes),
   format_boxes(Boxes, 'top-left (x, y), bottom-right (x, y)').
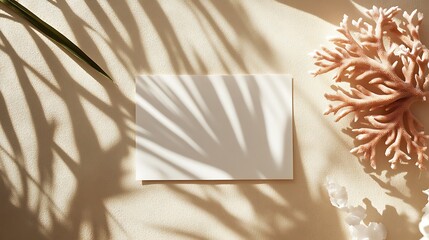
top-left (311, 6), bottom-right (429, 169)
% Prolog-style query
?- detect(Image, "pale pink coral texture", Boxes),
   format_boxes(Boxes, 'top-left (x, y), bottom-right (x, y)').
top-left (311, 6), bottom-right (429, 169)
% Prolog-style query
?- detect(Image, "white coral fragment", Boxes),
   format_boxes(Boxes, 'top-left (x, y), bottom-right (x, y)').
top-left (345, 206), bottom-right (366, 225)
top-left (349, 222), bottom-right (387, 240)
top-left (419, 190), bottom-right (429, 239)
top-left (326, 179), bottom-right (387, 240)
top-left (311, 6), bottom-right (429, 169)
top-left (326, 180), bottom-right (349, 208)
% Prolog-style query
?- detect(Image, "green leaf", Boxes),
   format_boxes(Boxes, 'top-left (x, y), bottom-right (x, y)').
top-left (0, 0), bottom-right (113, 82)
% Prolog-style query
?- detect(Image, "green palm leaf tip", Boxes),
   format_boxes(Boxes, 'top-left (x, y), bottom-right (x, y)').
top-left (0, 0), bottom-right (113, 82)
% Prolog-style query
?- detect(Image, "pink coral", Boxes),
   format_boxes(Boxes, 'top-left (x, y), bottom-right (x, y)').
top-left (311, 6), bottom-right (429, 169)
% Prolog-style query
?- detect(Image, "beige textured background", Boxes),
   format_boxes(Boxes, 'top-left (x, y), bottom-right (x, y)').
top-left (1, 0), bottom-right (429, 239)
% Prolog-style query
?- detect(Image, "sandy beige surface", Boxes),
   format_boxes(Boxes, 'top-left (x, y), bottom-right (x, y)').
top-left (1, 1), bottom-right (429, 239)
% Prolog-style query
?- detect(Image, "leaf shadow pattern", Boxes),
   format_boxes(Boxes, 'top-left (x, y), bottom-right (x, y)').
top-left (0, 0), bottom-right (347, 239)
top-left (136, 75), bottom-right (292, 179)
top-left (143, 127), bottom-right (344, 239)
top-left (131, 0), bottom-right (345, 235)
top-left (0, 4), bottom-right (134, 240)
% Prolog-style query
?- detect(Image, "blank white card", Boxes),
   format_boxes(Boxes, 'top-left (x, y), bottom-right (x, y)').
top-left (136, 75), bottom-right (293, 180)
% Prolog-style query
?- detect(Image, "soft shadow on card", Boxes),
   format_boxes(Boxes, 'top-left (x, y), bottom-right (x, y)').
top-left (135, 75), bottom-right (293, 181)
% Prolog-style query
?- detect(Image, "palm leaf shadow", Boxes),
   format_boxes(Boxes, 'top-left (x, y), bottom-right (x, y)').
top-left (137, 75), bottom-right (292, 179)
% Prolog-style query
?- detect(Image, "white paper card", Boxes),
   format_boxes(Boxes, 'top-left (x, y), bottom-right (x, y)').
top-left (136, 75), bottom-right (293, 180)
